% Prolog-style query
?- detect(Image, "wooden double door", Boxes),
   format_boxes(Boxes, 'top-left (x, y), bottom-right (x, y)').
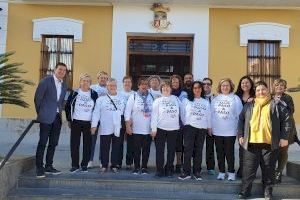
top-left (127, 36), bottom-right (193, 89)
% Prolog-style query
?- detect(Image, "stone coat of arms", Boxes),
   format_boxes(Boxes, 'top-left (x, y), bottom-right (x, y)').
top-left (151, 3), bottom-right (170, 31)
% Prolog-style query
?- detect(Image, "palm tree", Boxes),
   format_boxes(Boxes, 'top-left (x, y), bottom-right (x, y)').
top-left (0, 51), bottom-right (34, 108)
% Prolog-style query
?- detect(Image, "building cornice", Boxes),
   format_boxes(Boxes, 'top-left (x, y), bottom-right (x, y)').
top-left (5, 0), bottom-right (300, 10)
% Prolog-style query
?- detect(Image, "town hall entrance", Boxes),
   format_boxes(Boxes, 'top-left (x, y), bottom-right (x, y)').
top-left (127, 36), bottom-right (193, 89)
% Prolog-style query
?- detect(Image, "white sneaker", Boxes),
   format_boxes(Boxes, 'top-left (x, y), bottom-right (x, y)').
top-left (228, 172), bottom-right (236, 181)
top-left (217, 172), bottom-right (226, 180)
top-left (87, 161), bottom-right (93, 169)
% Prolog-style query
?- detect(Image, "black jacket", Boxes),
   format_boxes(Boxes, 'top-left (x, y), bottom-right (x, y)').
top-left (274, 93), bottom-right (297, 144)
top-left (238, 99), bottom-right (291, 150)
top-left (65, 89), bottom-right (98, 121)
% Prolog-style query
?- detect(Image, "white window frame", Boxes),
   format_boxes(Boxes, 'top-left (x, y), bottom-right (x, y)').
top-left (32, 17), bottom-right (84, 42)
top-left (240, 22), bottom-right (290, 47)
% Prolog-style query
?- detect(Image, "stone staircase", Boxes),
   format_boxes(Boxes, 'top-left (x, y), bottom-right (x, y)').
top-left (7, 168), bottom-right (300, 200)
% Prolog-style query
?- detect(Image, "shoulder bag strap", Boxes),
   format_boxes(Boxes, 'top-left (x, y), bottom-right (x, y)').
top-left (106, 94), bottom-right (118, 111)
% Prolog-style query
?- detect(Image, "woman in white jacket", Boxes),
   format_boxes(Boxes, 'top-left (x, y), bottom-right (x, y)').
top-left (124, 78), bottom-right (154, 175)
top-left (178, 81), bottom-right (211, 181)
top-left (151, 81), bottom-right (180, 178)
top-left (91, 78), bottom-right (125, 173)
top-left (211, 78), bottom-right (243, 181)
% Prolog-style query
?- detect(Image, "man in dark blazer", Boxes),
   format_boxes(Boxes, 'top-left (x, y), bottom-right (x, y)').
top-left (34, 62), bottom-right (68, 178)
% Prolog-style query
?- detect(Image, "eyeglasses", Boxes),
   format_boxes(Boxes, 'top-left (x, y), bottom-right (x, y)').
top-left (203, 83), bottom-right (211, 86)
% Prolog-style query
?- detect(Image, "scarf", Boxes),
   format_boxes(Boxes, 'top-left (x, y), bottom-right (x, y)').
top-left (172, 89), bottom-right (182, 97)
top-left (250, 95), bottom-right (271, 132)
top-left (137, 90), bottom-right (150, 114)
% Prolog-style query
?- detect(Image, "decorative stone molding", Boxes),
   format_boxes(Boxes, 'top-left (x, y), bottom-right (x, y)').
top-left (240, 22), bottom-right (290, 47)
top-left (32, 17), bottom-right (84, 42)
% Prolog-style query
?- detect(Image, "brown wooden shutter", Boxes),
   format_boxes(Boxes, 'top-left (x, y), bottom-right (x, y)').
top-left (40, 35), bottom-right (74, 89)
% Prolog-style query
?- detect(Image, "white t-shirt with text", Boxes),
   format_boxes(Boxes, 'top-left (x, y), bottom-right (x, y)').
top-left (92, 94), bottom-right (125, 135)
top-left (211, 93), bottom-right (243, 136)
top-left (151, 95), bottom-right (180, 132)
top-left (124, 92), bottom-right (154, 135)
top-left (73, 89), bottom-right (95, 121)
top-left (181, 97), bottom-right (211, 129)
top-left (90, 84), bottom-right (107, 97)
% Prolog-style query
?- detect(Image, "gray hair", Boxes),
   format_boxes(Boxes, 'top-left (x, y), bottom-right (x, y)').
top-left (107, 78), bottom-right (117, 85)
top-left (148, 75), bottom-right (162, 85)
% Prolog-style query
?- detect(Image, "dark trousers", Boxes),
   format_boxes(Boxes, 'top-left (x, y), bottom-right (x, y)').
top-left (70, 120), bottom-right (92, 168)
top-left (183, 125), bottom-right (206, 174)
top-left (117, 116), bottom-right (126, 167)
top-left (241, 143), bottom-right (278, 195)
top-left (126, 134), bottom-right (135, 166)
top-left (133, 134), bottom-right (152, 169)
top-left (276, 146), bottom-right (289, 173)
top-left (215, 135), bottom-right (236, 173)
top-left (100, 134), bottom-right (120, 168)
top-left (238, 145), bottom-right (244, 176)
top-left (118, 127), bottom-right (125, 167)
top-left (90, 127), bottom-right (99, 161)
top-left (36, 114), bottom-right (62, 170)
top-left (175, 130), bottom-right (183, 153)
top-left (206, 134), bottom-right (215, 170)
top-left (155, 128), bottom-right (178, 173)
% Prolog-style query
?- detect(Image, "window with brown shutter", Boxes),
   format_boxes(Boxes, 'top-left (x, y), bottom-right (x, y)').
top-left (40, 35), bottom-right (74, 89)
top-left (247, 40), bottom-right (280, 89)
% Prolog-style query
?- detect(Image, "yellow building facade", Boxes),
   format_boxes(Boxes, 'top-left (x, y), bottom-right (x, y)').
top-left (209, 8), bottom-right (300, 123)
top-left (1, 2), bottom-right (300, 123)
top-left (2, 4), bottom-right (113, 119)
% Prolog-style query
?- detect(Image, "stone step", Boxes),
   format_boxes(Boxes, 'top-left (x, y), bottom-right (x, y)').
top-left (7, 187), bottom-right (240, 200)
top-left (14, 169), bottom-right (300, 198)
top-left (287, 161), bottom-right (300, 182)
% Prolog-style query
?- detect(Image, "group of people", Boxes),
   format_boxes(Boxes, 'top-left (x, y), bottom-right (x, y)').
top-left (34, 62), bottom-right (299, 200)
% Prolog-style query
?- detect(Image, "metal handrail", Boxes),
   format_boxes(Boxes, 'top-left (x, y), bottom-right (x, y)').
top-left (0, 120), bottom-right (37, 171)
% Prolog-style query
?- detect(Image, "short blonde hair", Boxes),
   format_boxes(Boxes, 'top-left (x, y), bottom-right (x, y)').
top-left (79, 73), bottom-right (92, 83)
top-left (96, 70), bottom-right (109, 79)
top-left (273, 78), bottom-right (287, 89)
top-left (217, 78), bottom-right (235, 94)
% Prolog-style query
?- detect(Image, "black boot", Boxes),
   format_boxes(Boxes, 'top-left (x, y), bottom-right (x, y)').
top-left (274, 171), bottom-right (282, 184)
